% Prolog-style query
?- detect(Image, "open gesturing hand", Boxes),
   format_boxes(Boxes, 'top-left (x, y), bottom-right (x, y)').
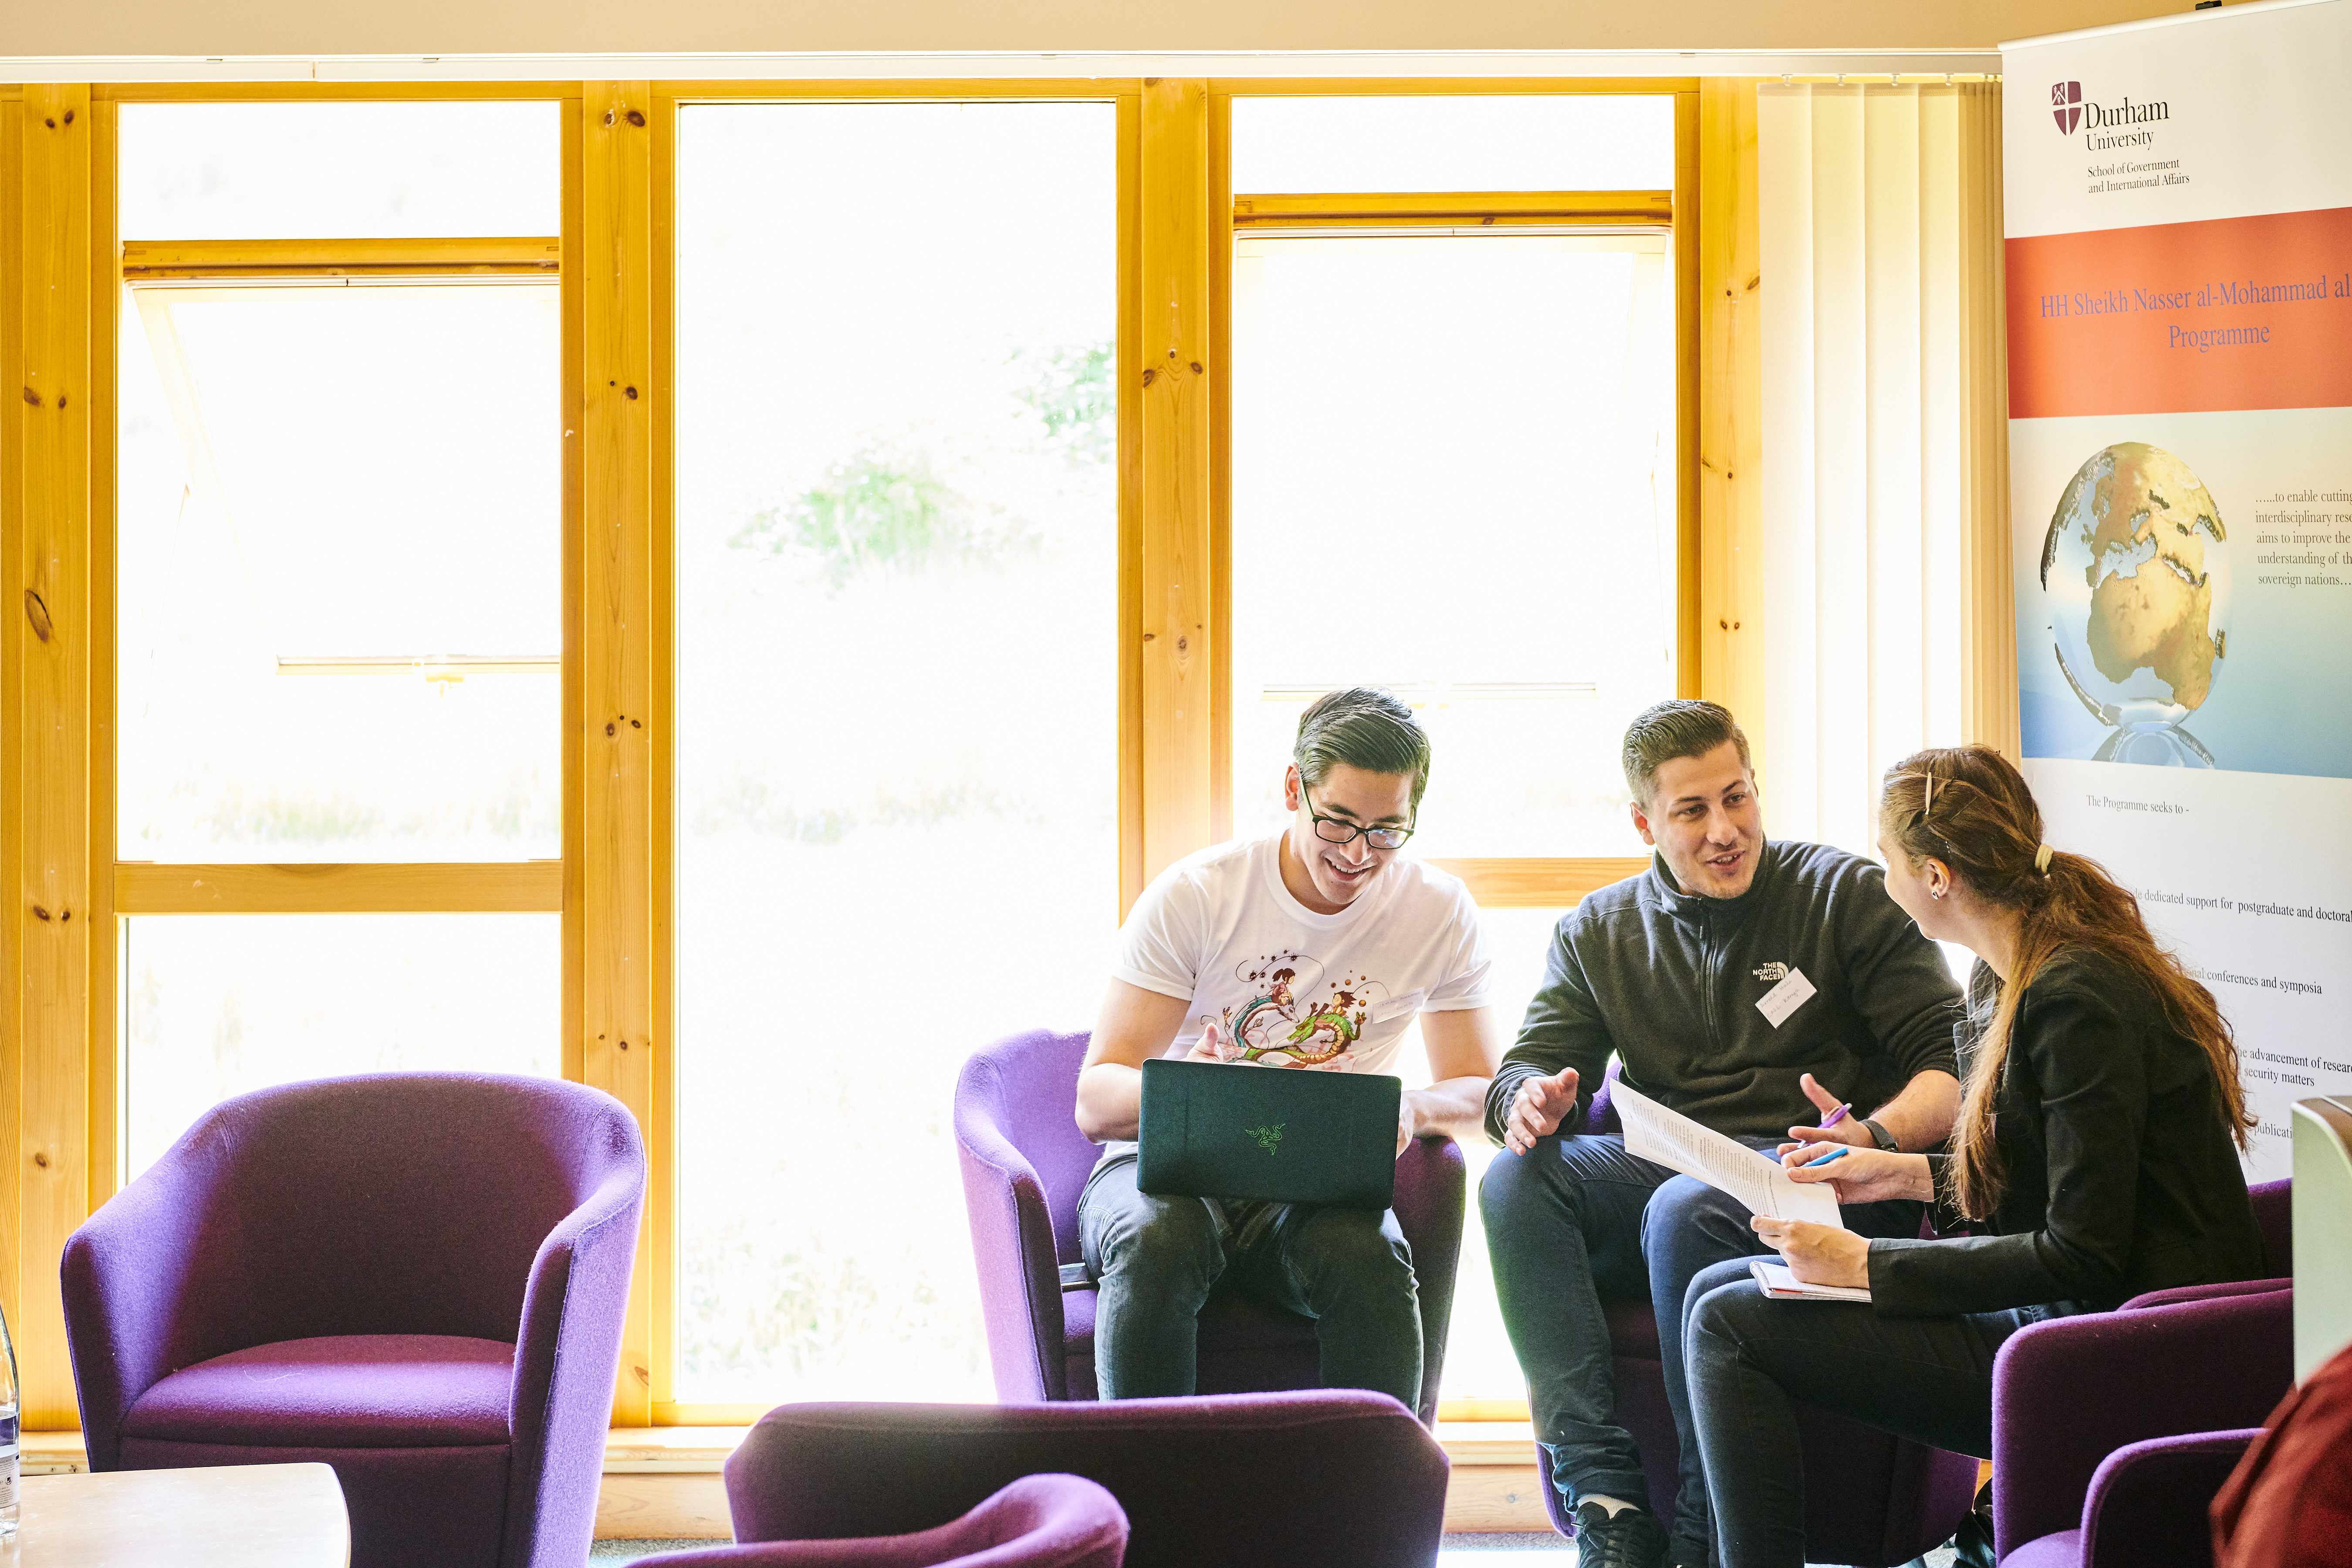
top-left (1774, 1071), bottom-right (1873, 1159)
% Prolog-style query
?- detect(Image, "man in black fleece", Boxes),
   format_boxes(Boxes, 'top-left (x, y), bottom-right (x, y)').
top-left (1479, 701), bottom-right (1963, 1568)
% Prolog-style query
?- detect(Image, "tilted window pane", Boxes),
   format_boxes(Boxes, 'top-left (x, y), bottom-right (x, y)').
top-left (124, 914), bottom-right (560, 1179)
top-left (120, 102), bottom-right (560, 240)
top-left (1231, 95), bottom-right (1675, 195)
top-left (1230, 233), bottom-right (1677, 858)
top-left (676, 102), bottom-right (1117, 1403)
top-left (118, 284), bottom-right (560, 861)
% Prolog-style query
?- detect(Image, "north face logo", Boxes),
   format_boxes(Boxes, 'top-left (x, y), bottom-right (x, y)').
top-left (1753, 962), bottom-right (1789, 983)
top-left (2051, 81), bottom-right (2083, 135)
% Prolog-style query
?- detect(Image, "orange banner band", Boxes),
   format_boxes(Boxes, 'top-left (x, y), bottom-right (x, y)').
top-left (2007, 206), bottom-right (2352, 419)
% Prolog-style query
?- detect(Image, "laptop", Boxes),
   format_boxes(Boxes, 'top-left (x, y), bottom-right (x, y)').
top-left (1135, 1057), bottom-right (1402, 1210)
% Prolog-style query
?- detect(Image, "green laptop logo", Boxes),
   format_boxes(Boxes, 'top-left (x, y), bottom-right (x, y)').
top-left (1245, 1122), bottom-right (1286, 1154)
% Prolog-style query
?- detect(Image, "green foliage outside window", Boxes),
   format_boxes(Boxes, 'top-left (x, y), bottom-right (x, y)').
top-left (729, 341), bottom-right (1112, 589)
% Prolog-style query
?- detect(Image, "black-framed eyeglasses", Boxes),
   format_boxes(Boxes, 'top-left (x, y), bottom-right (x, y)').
top-left (1304, 788), bottom-right (1415, 850)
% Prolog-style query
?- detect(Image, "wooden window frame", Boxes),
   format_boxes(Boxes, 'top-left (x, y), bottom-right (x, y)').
top-left (0, 72), bottom-right (1740, 1434)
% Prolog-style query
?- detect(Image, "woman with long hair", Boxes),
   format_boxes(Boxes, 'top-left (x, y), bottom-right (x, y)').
top-left (1682, 744), bottom-right (2264, 1568)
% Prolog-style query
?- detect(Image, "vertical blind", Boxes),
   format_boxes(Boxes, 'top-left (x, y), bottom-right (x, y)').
top-left (1757, 82), bottom-right (2006, 856)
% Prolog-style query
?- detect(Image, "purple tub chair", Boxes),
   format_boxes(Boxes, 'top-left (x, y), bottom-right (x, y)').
top-left (1991, 1179), bottom-right (2295, 1568)
top-left (632, 1473), bottom-right (1130, 1568)
top-left (1531, 1062), bottom-right (1981, 1565)
top-left (62, 1073), bottom-right (646, 1568)
top-left (954, 1027), bottom-right (1465, 1423)
top-left (698, 1392), bottom-right (1445, 1568)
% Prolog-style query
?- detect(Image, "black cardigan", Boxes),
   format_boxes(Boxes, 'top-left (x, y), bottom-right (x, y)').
top-left (1868, 947), bottom-right (2264, 1318)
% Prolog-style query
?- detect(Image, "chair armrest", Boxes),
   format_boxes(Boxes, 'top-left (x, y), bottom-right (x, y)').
top-left (1993, 1291), bottom-right (2291, 1559)
top-left (503, 1158), bottom-right (647, 1568)
top-left (953, 1064), bottom-right (1070, 1402)
top-left (1393, 1135), bottom-right (1466, 1426)
top-left (630, 1541), bottom-right (963, 1567)
top-left (2121, 1277), bottom-right (2291, 1312)
top-left (2080, 1429), bottom-right (2261, 1568)
top-left (60, 1121), bottom-right (245, 1469)
top-left (1392, 1136), bottom-right (1464, 1293)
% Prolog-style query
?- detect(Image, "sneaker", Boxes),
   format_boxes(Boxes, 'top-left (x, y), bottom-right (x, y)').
top-left (1572, 1500), bottom-right (1670, 1568)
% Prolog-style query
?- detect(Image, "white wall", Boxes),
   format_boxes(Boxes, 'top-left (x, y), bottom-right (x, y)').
top-left (7, 0), bottom-right (2196, 65)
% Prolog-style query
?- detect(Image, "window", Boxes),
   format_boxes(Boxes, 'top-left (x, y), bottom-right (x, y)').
top-left (124, 915), bottom-right (560, 1176)
top-left (1226, 91), bottom-right (1687, 1403)
top-left (3, 80), bottom-right (1720, 1429)
top-left (672, 101), bottom-right (1119, 1403)
top-left (119, 281), bottom-right (561, 861)
top-left (1229, 229), bottom-right (1678, 858)
top-left (112, 101), bottom-right (564, 1179)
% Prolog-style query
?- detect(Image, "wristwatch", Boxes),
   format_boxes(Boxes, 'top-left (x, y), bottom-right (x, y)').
top-left (1859, 1117), bottom-right (1899, 1153)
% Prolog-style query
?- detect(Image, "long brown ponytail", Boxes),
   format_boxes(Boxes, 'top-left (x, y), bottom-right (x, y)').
top-left (1879, 745), bottom-right (2251, 1219)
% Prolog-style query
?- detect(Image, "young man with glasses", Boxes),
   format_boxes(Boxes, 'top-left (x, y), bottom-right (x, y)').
top-left (1073, 686), bottom-right (1504, 1408)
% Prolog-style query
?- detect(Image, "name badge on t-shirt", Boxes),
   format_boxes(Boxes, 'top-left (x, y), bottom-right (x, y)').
top-left (1754, 966), bottom-right (1817, 1028)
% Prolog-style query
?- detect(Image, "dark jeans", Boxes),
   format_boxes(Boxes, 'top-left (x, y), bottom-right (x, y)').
top-left (1076, 1151), bottom-right (1422, 1409)
top-left (1684, 1256), bottom-right (2047, 1568)
top-left (1480, 1133), bottom-right (1924, 1561)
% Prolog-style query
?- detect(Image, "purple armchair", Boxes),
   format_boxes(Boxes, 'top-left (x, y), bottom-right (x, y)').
top-left (62, 1073), bottom-right (646, 1568)
top-left (697, 1392), bottom-right (1446, 1568)
top-left (1992, 1179), bottom-right (2295, 1568)
top-left (1532, 1063), bottom-right (1981, 1565)
top-left (630, 1473), bottom-right (1130, 1568)
top-left (953, 1027), bottom-right (1466, 1423)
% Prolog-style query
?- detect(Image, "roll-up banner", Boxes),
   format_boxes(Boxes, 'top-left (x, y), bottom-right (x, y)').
top-left (2006, 0), bottom-right (2352, 1178)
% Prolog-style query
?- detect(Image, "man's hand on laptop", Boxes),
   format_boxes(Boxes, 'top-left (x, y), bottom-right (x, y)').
top-left (1503, 1066), bottom-right (1582, 1155)
top-left (1186, 1021), bottom-right (1248, 1064)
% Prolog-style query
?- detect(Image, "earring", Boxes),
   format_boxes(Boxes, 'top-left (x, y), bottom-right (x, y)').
top-left (1930, 885), bottom-right (1946, 900)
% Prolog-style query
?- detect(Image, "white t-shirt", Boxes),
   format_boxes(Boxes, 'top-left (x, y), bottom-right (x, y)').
top-left (1113, 832), bottom-right (1492, 1079)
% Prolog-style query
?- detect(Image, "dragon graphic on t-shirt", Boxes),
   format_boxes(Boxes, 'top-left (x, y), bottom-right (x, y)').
top-left (1194, 950), bottom-right (1386, 1069)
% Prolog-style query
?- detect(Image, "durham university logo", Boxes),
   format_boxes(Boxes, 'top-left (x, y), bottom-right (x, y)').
top-left (2051, 81), bottom-right (2082, 135)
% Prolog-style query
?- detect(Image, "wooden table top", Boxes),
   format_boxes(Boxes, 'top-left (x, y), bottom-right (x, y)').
top-left (10, 1462), bottom-right (348, 1566)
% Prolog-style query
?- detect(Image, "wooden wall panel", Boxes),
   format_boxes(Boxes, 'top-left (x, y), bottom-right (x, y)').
top-left (1698, 79), bottom-right (1767, 771)
top-left (7, 84), bottom-right (96, 1429)
top-left (579, 79), bottom-right (660, 1428)
top-left (1957, 82), bottom-right (2016, 758)
top-left (1136, 79), bottom-right (1215, 885)
top-left (1675, 88), bottom-right (1703, 700)
top-left (83, 97), bottom-right (117, 1220)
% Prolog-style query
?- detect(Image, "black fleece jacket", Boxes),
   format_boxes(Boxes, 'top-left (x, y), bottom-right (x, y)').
top-left (1483, 840), bottom-right (1963, 1146)
top-left (1869, 948), bottom-right (2265, 1315)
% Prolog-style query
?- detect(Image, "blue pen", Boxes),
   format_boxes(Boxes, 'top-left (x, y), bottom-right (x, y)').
top-left (1800, 1147), bottom-right (1849, 1168)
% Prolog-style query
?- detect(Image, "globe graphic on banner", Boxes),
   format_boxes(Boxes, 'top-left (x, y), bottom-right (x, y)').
top-left (2040, 443), bottom-right (2232, 767)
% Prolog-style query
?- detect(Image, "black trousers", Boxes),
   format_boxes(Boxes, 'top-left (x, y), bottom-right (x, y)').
top-left (1683, 1256), bottom-right (2054, 1568)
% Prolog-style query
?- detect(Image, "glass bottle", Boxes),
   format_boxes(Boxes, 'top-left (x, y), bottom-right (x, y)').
top-left (0, 1301), bottom-right (19, 1534)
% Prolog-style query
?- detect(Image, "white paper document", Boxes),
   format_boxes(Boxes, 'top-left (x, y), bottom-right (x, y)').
top-left (1609, 1080), bottom-right (1845, 1228)
top-left (1749, 1259), bottom-right (1871, 1303)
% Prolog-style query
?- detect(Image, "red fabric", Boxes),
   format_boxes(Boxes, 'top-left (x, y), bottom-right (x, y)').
top-left (2213, 1342), bottom-right (2352, 1567)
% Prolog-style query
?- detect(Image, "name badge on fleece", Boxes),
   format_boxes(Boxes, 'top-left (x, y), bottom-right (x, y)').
top-left (1754, 967), bottom-right (1816, 1029)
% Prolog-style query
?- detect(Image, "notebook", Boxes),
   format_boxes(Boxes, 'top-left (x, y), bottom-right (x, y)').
top-left (1749, 1258), bottom-right (1873, 1303)
top-left (1135, 1058), bottom-right (1402, 1210)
